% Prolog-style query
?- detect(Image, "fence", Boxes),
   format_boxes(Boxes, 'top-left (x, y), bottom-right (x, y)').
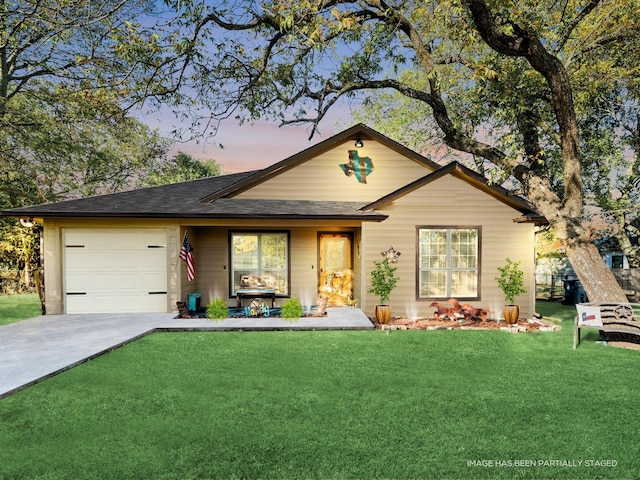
top-left (537, 269), bottom-right (638, 302)
top-left (536, 273), bottom-right (566, 300)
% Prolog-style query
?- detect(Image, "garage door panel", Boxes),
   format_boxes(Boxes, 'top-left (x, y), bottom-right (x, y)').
top-left (66, 292), bottom-right (167, 314)
top-left (64, 228), bottom-right (169, 314)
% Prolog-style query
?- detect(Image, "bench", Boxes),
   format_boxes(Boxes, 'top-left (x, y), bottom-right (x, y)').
top-left (574, 302), bottom-right (640, 348)
top-left (236, 288), bottom-right (276, 308)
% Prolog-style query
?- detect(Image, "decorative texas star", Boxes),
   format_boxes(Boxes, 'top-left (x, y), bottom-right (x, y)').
top-left (381, 245), bottom-right (401, 263)
top-left (340, 150), bottom-right (374, 183)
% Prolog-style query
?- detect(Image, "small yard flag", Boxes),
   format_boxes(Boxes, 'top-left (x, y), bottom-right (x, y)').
top-left (180, 232), bottom-right (195, 282)
top-left (576, 304), bottom-right (602, 327)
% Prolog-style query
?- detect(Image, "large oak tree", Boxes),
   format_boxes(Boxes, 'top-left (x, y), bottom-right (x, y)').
top-left (1, 0), bottom-right (170, 295)
top-left (146, 0), bottom-right (640, 302)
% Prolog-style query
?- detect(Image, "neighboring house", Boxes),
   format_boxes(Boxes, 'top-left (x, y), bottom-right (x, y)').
top-left (2, 124), bottom-right (543, 318)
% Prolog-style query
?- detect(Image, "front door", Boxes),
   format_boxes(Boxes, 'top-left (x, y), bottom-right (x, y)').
top-left (318, 233), bottom-right (353, 306)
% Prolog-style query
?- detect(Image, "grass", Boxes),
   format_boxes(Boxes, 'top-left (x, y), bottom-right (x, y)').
top-left (0, 293), bottom-right (41, 326)
top-left (0, 300), bottom-right (638, 479)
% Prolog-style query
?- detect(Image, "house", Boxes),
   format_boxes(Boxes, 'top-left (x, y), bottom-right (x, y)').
top-left (2, 124), bottom-right (542, 318)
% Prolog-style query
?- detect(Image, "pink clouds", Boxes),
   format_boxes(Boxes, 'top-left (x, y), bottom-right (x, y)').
top-left (156, 107), bottom-right (354, 173)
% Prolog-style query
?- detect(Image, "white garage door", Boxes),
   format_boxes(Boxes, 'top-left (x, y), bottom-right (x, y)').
top-left (64, 228), bottom-right (168, 314)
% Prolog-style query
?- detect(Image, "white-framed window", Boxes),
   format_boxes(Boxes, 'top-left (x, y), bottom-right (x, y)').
top-left (230, 232), bottom-right (289, 295)
top-left (417, 227), bottom-right (480, 299)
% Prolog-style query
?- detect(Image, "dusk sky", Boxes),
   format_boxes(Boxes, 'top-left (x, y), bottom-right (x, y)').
top-left (144, 104), bottom-right (356, 174)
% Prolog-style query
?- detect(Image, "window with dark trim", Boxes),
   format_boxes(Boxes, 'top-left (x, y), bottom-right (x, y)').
top-left (417, 227), bottom-right (480, 299)
top-left (230, 232), bottom-right (289, 295)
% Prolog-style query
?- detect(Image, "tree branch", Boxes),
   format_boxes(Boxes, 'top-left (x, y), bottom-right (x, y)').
top-left (555, 0), bottom-right (602, 53)
top-left (465, 0), bottom-right (583, 219)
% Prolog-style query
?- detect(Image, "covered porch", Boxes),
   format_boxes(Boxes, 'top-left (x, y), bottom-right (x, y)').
top-left (178, 220), bottom-right (369, 315)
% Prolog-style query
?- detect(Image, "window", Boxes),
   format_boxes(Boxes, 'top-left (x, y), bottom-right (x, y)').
top-left (417, 227), bottom-right (480, 299)
top-left (230, 232), bottom-right (289, 295)
top-left (611, 254), bottom-right (624, 269)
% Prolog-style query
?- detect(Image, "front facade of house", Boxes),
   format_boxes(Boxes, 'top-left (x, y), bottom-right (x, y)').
top-left (4, 125), bottom-right (541, 319)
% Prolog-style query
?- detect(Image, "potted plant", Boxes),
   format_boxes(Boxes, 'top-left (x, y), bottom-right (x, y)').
top-left (206, 298), bottom-right (229, 322)
top-left (368, 257), bottom-right (399, 324)
top-left (495, 258), bottom-right (528, 324)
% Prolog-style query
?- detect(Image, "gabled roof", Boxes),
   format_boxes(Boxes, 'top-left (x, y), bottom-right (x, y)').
top-left (1, 171), bottom-right (387, 221)
top-left (198, 123), bottom-right (442, 202)
top-left (361, 161), bottom-right (544, 222)
top-left (1, 171), bottom-right (253, 218)
top-left (1, 123), bottom-right (542, 224)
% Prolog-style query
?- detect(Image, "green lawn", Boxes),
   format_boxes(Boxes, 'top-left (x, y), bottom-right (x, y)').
top-left (0, 300), bottom-right (637, 479)
top-left (0, 293), bottom-right (41, 326)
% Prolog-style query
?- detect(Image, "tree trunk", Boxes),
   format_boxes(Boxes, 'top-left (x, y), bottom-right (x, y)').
top-left (564, 242), bottom-right (628, 303)
top-left (463, 0), bottom-right (629, 304)
top-left (531, 187), bottom-right (628, 303)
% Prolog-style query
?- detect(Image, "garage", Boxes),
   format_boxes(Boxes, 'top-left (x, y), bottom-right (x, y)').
top-left (63, 228), bottom-right (168, 314)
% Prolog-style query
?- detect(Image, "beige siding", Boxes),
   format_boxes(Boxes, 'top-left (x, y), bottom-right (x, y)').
top-left (359, 174), bottom-right (536, 319)
top-left (235, 140), bottom-right (434, 202)
top-left (40, 178), bottom-right (534, 319)
top-left (179, 223), bottom-right (361, 310)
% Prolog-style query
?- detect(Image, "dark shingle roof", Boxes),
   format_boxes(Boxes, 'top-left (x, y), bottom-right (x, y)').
top-left (1, 171), bottom-right (387, 221)
top-left (0, 124), bottom-right (541, 223)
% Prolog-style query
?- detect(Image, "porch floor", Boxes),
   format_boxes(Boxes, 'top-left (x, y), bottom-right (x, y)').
top-left (171, 306), bottom-right (374, 331)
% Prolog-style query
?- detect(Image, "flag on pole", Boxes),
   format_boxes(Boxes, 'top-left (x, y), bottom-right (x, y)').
top-left (180, 232), bottom-right (195, 282)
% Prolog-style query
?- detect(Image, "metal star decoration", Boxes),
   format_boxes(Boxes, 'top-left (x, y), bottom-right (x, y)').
top-left (381, 245), bottom-right (401, 263)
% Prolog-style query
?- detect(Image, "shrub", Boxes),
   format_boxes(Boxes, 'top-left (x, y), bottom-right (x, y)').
top-left (368, 258), bottom-right (399, 305)
top-left (206, 298), bottom-right (229, 322)
top-left (280, 298), bottom-right (304, 322)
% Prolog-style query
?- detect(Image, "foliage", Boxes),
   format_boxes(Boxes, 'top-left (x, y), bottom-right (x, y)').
top-left (280, 298), bottom-right (303, 322)
top-left (205, 298), bottom-right (229, 322)
top-left (495, 258), bottom-right (528, 305)
top-left (0, 90), bottom-right (170, 208)
top-left (0, 1), bottom-right (181, 291)
top-left (0, 0), bottom-right (156, 116)
top-left (137, 151), bottom-right (223, 188)
top-left (535, 227), bottom-right (571, 280)
top-left (2, 323), bottom-right (640, 478)
top-left (0, 0), bottom-right (172, 205)
top-left (368, 258), bottom-right (399, 305)
top-left (0, 222), bottom-right (39, 293)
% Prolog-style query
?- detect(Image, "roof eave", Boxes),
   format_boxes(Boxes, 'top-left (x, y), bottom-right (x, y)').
top-left (2, 211), bottom-right (388, 222)
top-left (513, 214), bottom-right (549, 225)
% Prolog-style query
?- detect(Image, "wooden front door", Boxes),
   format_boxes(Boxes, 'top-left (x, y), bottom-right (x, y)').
top-left (318, 233), bottom-right (353, 306)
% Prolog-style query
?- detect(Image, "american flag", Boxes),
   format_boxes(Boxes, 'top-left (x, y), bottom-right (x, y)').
top-left (180, 233), bottom-right (195, 282)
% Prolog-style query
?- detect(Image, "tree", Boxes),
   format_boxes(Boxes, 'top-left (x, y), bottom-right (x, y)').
top-left (0, 222), bottom-right (38, 293)
top-left (0, 0), bottom-right (157, 117)
top-left (1, 89), bottom-right (170, 208)
top-left (580, 78), bottom-right (640, 267)
top-left (354, 6), bottom-right (640, 267)
top-left (0, 0), bottom-right (177, 298)
top-left (137, 151), bottom-right (223, 188)
top-left (144, 0), bottom-right (640, 302)
top-left (0, 0), bottom-right (176, 207)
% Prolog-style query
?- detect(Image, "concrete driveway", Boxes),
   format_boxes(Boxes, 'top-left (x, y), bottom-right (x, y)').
top-left (0, 308), bottom-right (373, 399)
